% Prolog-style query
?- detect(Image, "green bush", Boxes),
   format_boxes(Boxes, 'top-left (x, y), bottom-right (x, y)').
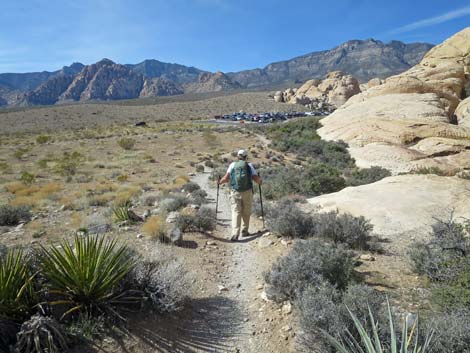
top-left (20, 171), bottom-right (36, 185)
top-left (36, 135), bottom-right (51, 144)
top-left (0, 204), bottom-right (31, 226)
top-left (346, 166), bottom-right (391, 186)
top-left (117, 137), bottom-right (136, 150)
top-left (267, 118), bottom-right (322, 152)
top-left (262, 162), bottom-right (346, 200)
top-left (264, 239), bottom-right (355, 302)
top-left (39, 235), bottom-right (136, 317)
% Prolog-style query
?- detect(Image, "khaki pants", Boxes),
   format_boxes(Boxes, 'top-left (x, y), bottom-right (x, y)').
top-left (230, 189), bottom-right (253, 239)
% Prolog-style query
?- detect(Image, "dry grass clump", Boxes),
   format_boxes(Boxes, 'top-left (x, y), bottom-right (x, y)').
top-left (88, 193), bottom-right (115, 207)
top-left (142, 215), bottom-right (167, 240)
top-left (6, 182), bottom-right (63, 207)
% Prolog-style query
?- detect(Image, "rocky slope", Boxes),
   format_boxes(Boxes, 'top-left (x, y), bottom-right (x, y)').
top-left (318, 27), bottom-right (470, 174)
top-left (228, 40), bottom-right (433, 87)
top-left (129, 59), bottom-right (206, 85)
top-left (183, 71), bottom-right (242, 93)
top-left (274, 71), bottom-right (361, 111)
top-left (139, 77), bottom-right (184, 97)
top-left (19, 60), bottom-right (191, 105)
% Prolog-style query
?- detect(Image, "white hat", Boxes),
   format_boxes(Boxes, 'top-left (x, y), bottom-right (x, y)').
top-left (237, 149), bottom-right (247, 157)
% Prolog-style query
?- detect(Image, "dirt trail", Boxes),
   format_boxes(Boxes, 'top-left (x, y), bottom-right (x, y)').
top-left (185, 171), bottom-right (295, 353)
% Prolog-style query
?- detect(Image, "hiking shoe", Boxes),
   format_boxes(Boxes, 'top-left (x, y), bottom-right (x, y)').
top-left (241, 231), bottom-right (250, 237)
top-left (230, 235), bottom-right (239, 241)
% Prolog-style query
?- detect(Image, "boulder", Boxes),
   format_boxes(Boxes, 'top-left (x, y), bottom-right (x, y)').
top-left (455, 96), bottom-right (470, 128)
top-left (280, 72), bottom-right (360, 110)
top-left (306, 175), bottom-right (470, 250)
top-left (318, 27), bottom-right (470, 173)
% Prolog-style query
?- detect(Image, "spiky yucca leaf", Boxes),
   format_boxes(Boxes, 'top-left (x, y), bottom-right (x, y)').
top-left (39, 235), bottom-right (137, 318)
top-left (322, 299), bottom-right (433, 353)
top-left (0, 248), bottom-right (36, 321)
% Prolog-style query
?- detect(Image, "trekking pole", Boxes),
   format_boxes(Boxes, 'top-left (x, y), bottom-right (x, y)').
top-left (215, 175), bottom-right (220, 225)
top-left (258, 174), bottom-right (265, 229)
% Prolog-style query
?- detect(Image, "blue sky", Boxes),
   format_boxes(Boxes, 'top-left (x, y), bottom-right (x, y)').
top-left (1, 0), bottom-right (469, 73)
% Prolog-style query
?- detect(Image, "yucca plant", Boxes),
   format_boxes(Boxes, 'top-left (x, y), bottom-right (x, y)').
top-left (112, 206), bottom-right (133, 223)
top-left (0, 248), bottom-right (37, 321)
top-left (322, 299), bottom-right (433, 353)
top-left (39, 235), bottom-right (138, 318)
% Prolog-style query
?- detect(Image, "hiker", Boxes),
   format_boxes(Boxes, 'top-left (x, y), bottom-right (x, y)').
top-left (219, 149), bottom-right (262, 241)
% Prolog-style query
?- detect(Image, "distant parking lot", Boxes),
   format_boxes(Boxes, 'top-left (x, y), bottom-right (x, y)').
top-left (213, 110), bottom-right (329, 124)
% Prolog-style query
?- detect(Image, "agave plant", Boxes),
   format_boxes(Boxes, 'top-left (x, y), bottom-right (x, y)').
top-left (0, 248), bottom-right (37, 321)
top-left (322, 299), bottom-right (433, 353)
top-left (39, 235), bottom-right (138, 318)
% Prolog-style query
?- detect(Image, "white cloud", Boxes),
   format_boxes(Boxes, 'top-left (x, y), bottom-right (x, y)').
top-left (389, 6), bottom-right (470, 34)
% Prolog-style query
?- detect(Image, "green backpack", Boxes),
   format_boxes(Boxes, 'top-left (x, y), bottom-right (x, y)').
top-left (230, 160), bottom-right (253, 192)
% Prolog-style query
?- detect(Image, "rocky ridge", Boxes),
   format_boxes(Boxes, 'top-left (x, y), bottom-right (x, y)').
top-left (228, 40), bottom-right (433, 87)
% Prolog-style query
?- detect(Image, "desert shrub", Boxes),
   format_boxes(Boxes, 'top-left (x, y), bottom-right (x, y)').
top-left (54, 151), bottom-right (84, 177)
top-left (36, 135), bottom-right (51, 144)
top-left (0, 204), bottom-right (31, 226)
top-left (13, 147), bottom-right (31, 160)
top-left (39, 235), bottom-right (136, 317)
top-left (410, 217), bottom-right (470, 310)
top-left (0, 248), bottom-right (37, 321)
top-left (209, 166), bottom-right (227, 182)
top-left (204, 160), bottom-right (214, 168)
top-left (425, 309), bottom-right (470, 353)
top-left (117, 137), bottom-right (136, 150)
top-left (458, 171), bottom-right (470, 180)
top-left (410, 217), bottom-right (469, 282)
top-left (265, 239), bottom-right (355, 302)
top-left (176, 207), bottom-right (216, 232)
top-left (122, 251), bottom-right (192, 312)
top-left (297, 284), bottom-right (388, 352)
top-left (142, 215), bottom-right (167, 240)
top-left (346, 166), bottom-right (391, 186)
top-left (266, 198), bottom-right (314, 238)
top-left (262, 162), bottom-right (346, 200)
top-left (267, 118), bottom-right (322, 152)
top-left (431, 259), bottom-right (470, 309)
top-left (20, 171), bottom-right (36, 185)
top-left (190, 189), bottom-right (208, 205)
top-left (195, 164), bottom-right (204, 173)
top-left (159, 193), bottom-right (188, 212)
top-left (14, 314), bottom-right (68, 353)
top-left (140, 192), bottom-right (159, 206)
top-left (312, 211), bottom-right (373, 250)
top-left (88, 194), bottom-right (113, 207)
top-left (116, 174), bottom-right (128, 182)
top-left (182, 181), bottom-right (200, 193)
top-left (411, 166), bottom-right (450, 176)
